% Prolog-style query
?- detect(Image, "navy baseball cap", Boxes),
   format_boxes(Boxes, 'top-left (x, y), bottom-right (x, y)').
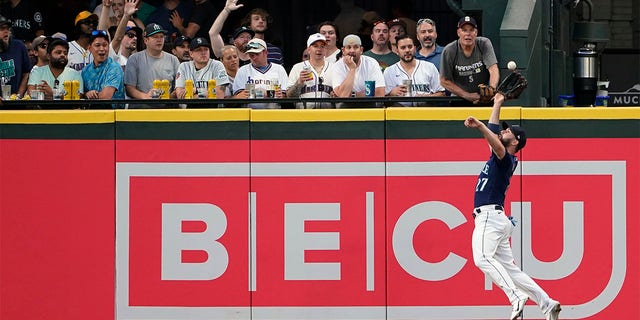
top-left (502, 121), bottom-right (527, 151)
top-left (457, 16), bottom-right (477, 29)
top-left (232, 26), bottom-right (254, 40)
top-left (189, 37), bottom-right (210, 50)
top-left (173, 35), bottom-right (191, 47)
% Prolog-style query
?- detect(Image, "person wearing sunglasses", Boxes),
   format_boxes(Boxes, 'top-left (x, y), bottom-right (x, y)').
top-left (81, 29), bottom-right (125, 102)
top-left (27, 38), bottom-right (83, 100)
top-left (30, 35), bottom-right (52, 72)
top-left (68, 11), bottom-right (100, 72)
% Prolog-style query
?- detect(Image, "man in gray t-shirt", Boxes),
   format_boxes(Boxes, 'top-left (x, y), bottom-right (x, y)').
top-left (124, 23), bottom-right (180, 107)
top-left (440, 16), bottom-right (498, 105)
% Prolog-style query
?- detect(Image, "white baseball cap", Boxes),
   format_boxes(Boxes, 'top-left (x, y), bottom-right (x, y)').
top-left (306, 33), bottom-right (327, 47)
top-left (245, 38), bottom-right (267, 53)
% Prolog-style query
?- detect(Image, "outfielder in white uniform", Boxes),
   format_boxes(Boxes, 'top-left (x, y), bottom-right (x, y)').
top-left (232, 38), bottom-right (289, 109)
top-left (383, 34), bottom-right (445, 106)
top-left (175, 37), bottom-right (229, 100)
top-left (465, 93), bottom-right (562, 320)
top-left (287, 33), bottom-right (334, 109)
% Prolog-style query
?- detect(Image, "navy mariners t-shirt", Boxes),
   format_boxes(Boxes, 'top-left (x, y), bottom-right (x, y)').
top-left (473, 124), bottom-right (518, 207)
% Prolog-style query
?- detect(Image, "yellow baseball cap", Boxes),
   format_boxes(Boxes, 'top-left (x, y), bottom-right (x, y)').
top-left (75, 11), bottom-right (98, 26)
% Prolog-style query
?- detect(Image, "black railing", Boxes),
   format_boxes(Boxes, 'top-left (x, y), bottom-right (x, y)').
top-left (0, 96), bottom-right (469, 110)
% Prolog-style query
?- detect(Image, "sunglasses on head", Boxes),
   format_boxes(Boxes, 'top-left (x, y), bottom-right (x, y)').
top-left (245, 42), bottom-right (262, 50)
top-left (372, 20), bottom-right (386, 26)
top-left (91, 30), bottom-right (108, 37)
top-left (417, 18), bottom-right (435, 25)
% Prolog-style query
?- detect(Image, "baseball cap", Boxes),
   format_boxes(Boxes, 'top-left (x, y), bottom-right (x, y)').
top-left (0, 15), bottom-right (11, 27)
top-left (173, 35), bottom-right (191, 47)
top-left (189, 37), bottom-right (210, 50)
top-left (126, 25), bottom-right (142, 36)
top-left (457, 16), bottom-right (477, 29)
top-left (52, 32), bottom-right (67, 41)
top-left (75, 11), bottom-right (98, 26)
top-left (232, 26), bottom-right (255, 40)
top-left (144, 23), bottom-right (167, 37)
top-left (32, 35), bottom-right (52, 48)
top-left (502, 121), bottom-right (527, 151)
top-left (306, 33), bottom-right (326, 47)
top-left (245, 38), bottom-right (267, 53)
top-left (342, 34), bottom-right (362, 47)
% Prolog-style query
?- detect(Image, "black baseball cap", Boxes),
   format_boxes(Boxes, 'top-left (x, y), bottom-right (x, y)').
top-left (502, 121), bottom-right (527, 151)
top-left (0, 15), bottom-right (11, 27)
top-left (173, 35), bottom-right (191, 47)
top-left (144, 23), bottom-right (167, 37)
top-left (232, 26), bottom-right (255, 40)
top-left (457, 16), bottom-right (477, 29)
top-left (189, 37), bottom-right (210, 50)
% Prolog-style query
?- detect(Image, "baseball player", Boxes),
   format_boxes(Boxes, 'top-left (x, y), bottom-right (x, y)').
top-left (465, 92), bottom-right (561, 320)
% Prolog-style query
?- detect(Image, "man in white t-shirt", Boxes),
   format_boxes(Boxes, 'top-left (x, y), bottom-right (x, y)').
top-left (68, 11), bottom-right (99, 71)
top-left (232, 38), bottom-right (289, 109)
top-left (287, 33), bottom-right (334, 109)
top-left (384, 34), bottom-right (445, 106)
top-left (329, 34), bottom-right (385, 108)
top-left (175, 37), bottom-right (229, 100)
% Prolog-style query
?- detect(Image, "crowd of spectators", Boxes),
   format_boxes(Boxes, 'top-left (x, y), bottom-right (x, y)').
top-left (0, 0), bottom-right (499, 108)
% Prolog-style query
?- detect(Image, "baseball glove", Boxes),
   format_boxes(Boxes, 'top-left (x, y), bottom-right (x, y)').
top-left (497, 71), bottom-right (528, 99)
top-left (477, 84), bottom-right (496, 103)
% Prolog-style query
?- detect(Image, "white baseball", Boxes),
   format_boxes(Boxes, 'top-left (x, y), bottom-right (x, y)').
top-left (507, 61), bottom-right (517, 71)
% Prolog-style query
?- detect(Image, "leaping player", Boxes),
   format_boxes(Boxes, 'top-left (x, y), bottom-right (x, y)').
top-left (465, 92), bottom-right (562, 320)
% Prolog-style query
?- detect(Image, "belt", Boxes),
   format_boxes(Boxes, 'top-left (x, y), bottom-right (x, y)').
top-left (472, 205), bottom-right (504, 219)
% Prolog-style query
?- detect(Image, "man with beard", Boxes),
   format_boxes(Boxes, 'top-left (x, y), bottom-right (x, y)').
top-left (82, 30), bottom-right (125, 101)
top-left (68, 11), bottom-right (99, 71)
top-left (208, 0), bottom-right (252, 67)
top-left (440, 16), bottom-right (499, 105)
top-left (241, 7), bottom-right (284, 66)
top-left (329, 34), bottom-right (385, 101)
top-left (0, 15), bottom-right (30, 98)
top-left (27, 38), bottom-right (83, 100)
top-left (464, 93), bottom-right (562, 320)
top-left (363, 20), bottom-right (399, 71)
top-left (114, 24), bottom-right (141, 68)
top-left (383, 34), bottom-right (444, 106)
top-left (174, 37), bottom-right (228, 100)
top-left (415, 18), bottom-right (444, 71)
top-left (171, 35), bottom-right (192, 63)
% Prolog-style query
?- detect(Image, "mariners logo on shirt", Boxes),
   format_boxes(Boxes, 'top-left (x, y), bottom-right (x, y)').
top-left (0, 59), bottom-right (16, 79)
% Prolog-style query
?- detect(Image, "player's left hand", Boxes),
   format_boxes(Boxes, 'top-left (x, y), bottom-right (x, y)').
top-left (464, 116), bottom-right (481, 128)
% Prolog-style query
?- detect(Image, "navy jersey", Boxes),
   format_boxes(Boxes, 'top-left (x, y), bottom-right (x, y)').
top-left (473, 125), bottom-right (518, 207)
